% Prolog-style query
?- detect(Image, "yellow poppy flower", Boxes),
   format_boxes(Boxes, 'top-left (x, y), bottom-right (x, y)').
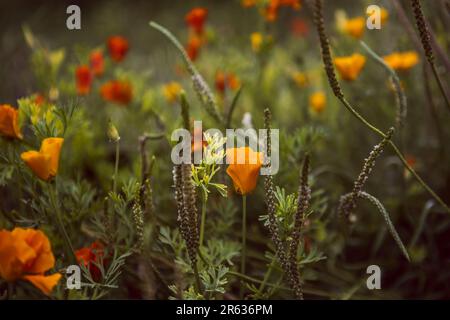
top-left (334, 53), bottom-right (366, 81)
top-left (383, 51), bottom-right (419, 71)
top-left (343, 17), bottom-right (365, 39)
top-left (291, 71), bottom-right (309, 88)
top-left (309, 91), bottom-right (326, 114)
top-left (250, 32), bottom-right (263, 53)
top-left (21, 137), bottom-right (64, 181)
top-left (162, 82), bottom-right (182, 103)
top-left (0, 104), bottom-right (22, 139)
top-left (226, 147), bottom-right (263, 195)
top-left (0, 228), bottom-right (61, 296)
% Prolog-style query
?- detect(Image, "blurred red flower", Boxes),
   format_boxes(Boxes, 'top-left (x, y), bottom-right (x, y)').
top-left (75, 65), bottom-right (92, 95)
top-left (100, 80), bottom-right (133, 105)
top-left (107, 36), bottom-right (129, 62)
top-left (186, 35), bottom-right (203, 61)
top-left (185, 7), bottom-right (208, 35)
top-left (215, 71), bottom-right (241, 95)
top-left (90, 50), bottom-right (105, 76)
top-left (290, 17), bottom-right (308, 37)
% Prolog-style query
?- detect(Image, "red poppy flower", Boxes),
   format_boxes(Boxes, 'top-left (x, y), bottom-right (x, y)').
top-left (215, 71), bottom-right (226, 94)
top-left (186, 35), bottom-right (203, 61)
top-left (34, 93), bottom-right (45, 106)
top-left (290, 17), bottom-right (309, 37)
top-left (107, 36), bottom-right (129, 62)
top-left (75, 241), bottom-right (105, 282)
top-left (215, 71), bottom-right (240, 95)
top-left (100, 80), bottom-right (133, 105)
top-left (75, 65), bottom-right (92, 95)
top-left (185, 7), bottom-right (208, 35)
top-left (90, 50), bottom-right (104, 76)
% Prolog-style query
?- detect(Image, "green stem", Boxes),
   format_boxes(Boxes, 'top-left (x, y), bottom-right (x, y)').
top-left (256, 256), bottom-right (276, 296)
top-left (240, 195), bottom-right (247, 299)
top-left (48, 183), bottom-right (76, 264)
top-left (199, 194), bottom-right (207, 247)
top-left (338, 96), bottom-right (450, 215)
top-left (430, 62), bottom-right (450, 113)
top-left (113, 141), bottom-right (120, 194)
top-left (193, 262), bottom-right (202, 295)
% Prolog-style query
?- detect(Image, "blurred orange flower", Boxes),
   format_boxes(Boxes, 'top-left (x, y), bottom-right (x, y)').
top-left (334, 53), bottom-right (366, 81)
top-left (186, 35), bottom-right (203, 61)
top-left (162, 82), bottom-right (182, 103)
top-left (107, 36), bottom-right (129, 62)
top-left (0, 227), bottom-right (61, 296)
top-left (75, 65), bottom-right (92, 95)
top-left (264, 0), bottom-right (301, 22)
top-left (185, 7), bottom-right (208, 35)
top-left (100, 80), bottom-right (133, 105)
top-left (226, 147), bottom-right (263, 195)
top-left (290, 17), bottom-right (309, 37)
top-left (343, 17), bottom-right (365, 39)
top-left (309, 91), bottom-right (326, 114)
top-left (21, 137), bottom-right (64, 181)
top-left (75, 241), bottom-right (105, 282)
top-left (291, 71), bottom-right (309, 88)
top-left (89, 50), bottom-right (104, 76)
top-left (383, 51), bottom-right (419, 71)
top-left (241, 0), bottom-right (257, 8)
top-left (34, 93), bottom-right (45, 106)
top-left (215, 71), bottom-right (240, 94)
top-left (0, 104), bottom-right (22, 139)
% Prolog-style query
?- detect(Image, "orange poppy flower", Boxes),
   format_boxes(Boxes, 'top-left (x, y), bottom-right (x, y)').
top-left (107, 36), bottom-right (129, 62)
top-left (383, 51), bottom-right (419, 71)
top-left (185, 7), bottom-right (208, 35)
top-left (0, 227), bottom-right (61, 296)
top-left (21, 137), bottom-right (64, 181)
top-left (162, 82), bottom-right (182, 103)
top-left (0, 104), bottom-right (22, 139)
top-left (215, 71), bottom-right (240, 95)
top-left (34, 93), bottom-right (45, 106)
top-left (100, 80), bottom-right (133, 105)
top-left (290, 17), bottom-right (309, 37)
top-left (226, 147), bottom-right (263, 195)
top-left (75, 241), bottom-right (105, 282)
top-left (334, 53), bottom-right (366, 81)
top-left (241, 0), bottom-right (257, 8)
top-left (215, 71), bottom-right (226, 94)
top-left (309, 91), bottom-right (326, 114)
top-left (227, 73), bottom-right (241, 90)
top-left (264, 0), bottom-right (301, 22)
top-left (75, 65), bottom-right (92, 95)
top-left (291, 71), bottom-right (309, 88)
top-left (186, 35), bottom-right (203, 61)
top-left (343, 17), bottom-right (365, 39)
top-left (89, 50), bottom-right (104, 77)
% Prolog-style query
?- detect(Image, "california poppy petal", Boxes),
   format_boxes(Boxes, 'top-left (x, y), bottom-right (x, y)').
top-left (23, 273), bottom-right (62, 296)
top-left (21, 151), bottom-right (52, 181)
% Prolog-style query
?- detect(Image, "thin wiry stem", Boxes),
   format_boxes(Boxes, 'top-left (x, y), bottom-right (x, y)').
top-left (312, 0), bottom-right (450, 215)
top-left (150, 21), bottom-right (224, 124)
top-left (409, 0), bottom-right (450, 112)
top-left (360, 41), bottom-right (407, 128)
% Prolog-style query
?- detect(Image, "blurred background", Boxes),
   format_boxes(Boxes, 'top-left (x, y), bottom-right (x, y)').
top-left (1, 0), bottom-right (449, 299)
